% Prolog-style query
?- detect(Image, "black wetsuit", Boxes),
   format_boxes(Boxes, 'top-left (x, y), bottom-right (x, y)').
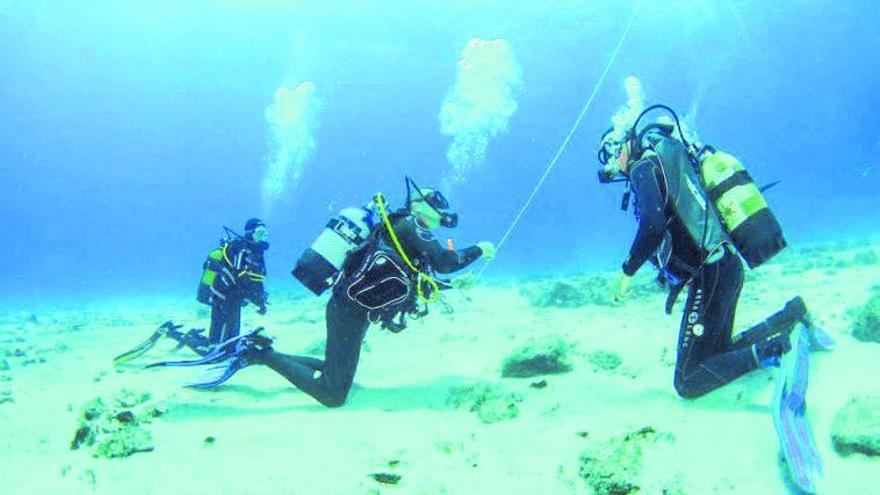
top-left (624, 154), bottom-right (805, 399)
top-left (205, 239), bottom-right (268, 346)
top-left (256, 216), bottom-right (483, 407)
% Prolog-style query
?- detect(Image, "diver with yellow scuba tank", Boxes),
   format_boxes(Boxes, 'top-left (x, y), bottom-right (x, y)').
top-left (200, 218), bottom-right (270, 346)
top-left (598, 104), bottom-right (820, 398)
top-left (150, 178), bottom-right (494, 407)
top-left (113, 219), bottom-right (269, 365)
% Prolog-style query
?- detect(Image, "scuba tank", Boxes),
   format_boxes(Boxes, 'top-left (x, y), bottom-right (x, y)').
top-left (197, 227), bottom-right (242, 305)
top-left (197, 247), bottom-right (226, 304)
top-left (629, 105), bottom-right (787, 269)
top-left (292, 203), bottom-right (379, 295)
top-left (698, 147), bottom-right (786, 268)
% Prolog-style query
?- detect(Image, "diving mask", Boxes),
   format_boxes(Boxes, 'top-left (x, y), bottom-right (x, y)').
top-left (597, 128), bottom-right (629, 184)
top-left (406, 177), bottom-right (459, 228)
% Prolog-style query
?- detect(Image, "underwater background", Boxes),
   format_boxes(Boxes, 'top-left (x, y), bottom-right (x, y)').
top-left (2, 2), bottom-right (880, 495)
top-left (3, 0), bottom-right (878, 303)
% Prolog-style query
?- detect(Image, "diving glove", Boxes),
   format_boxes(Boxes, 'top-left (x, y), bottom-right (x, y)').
top-left (611, 273), bottom-right (632, 304)
top-left (477, 241), bottom-right (496, 260)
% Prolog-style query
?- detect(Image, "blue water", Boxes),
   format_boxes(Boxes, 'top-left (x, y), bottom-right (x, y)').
top-left (2, 0), bottom-right (878, 302)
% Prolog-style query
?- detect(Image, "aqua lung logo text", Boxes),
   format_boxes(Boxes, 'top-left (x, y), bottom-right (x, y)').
top-left (683, 288), bottom-right (704, 345)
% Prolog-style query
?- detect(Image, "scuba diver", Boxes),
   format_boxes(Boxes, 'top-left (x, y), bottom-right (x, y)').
top-left (199, 218), bottom-right (270, 346)
top-left (150, 179), bottom-right (495, 407)
top-left (113, 219), bottom-right (269, 366)
top-left (597, 104), bottom-right (822, 399)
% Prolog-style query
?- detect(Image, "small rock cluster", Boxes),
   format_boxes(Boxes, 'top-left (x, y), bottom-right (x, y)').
top-left (0, 357), bottom-right (11, 405)
top-left (521, 274), bottom-right (661, 309)
top-left (447, 382), bottom-right (523, 424)
top-left (578, 427), bottom-right (681, 495)
top-left (502, 335), bottom-right (575, 378)
top-left (852, 292), bottom-right (880, 343)
top-left (587, 350), bottom-right (623, 372)
top-left (780, 244), bottom-right (878, 276)
top-left (852, 249), bottom-right (879, 266)
top-left (71, 389), bottom-right (162, 458)
top-left (831, 395), bottom-right (880, 457)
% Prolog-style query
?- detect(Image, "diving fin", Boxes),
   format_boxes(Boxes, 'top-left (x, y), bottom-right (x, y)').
top-left (147, 328), bottom-right (269, 369)
top-left (772, 329), bottom-right (824, 493)
top-left (114, 321), bottom-right (183, 366)
top-left (184, 357), bottom-right (250, 389)
top-left (803, 323), bottom-right (835, 352)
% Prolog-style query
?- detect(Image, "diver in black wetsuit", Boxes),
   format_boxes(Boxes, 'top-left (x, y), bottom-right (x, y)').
top-left (199, 218), bottom-right (270, 346)
top-left (196, 186), bottom-right (495, 407)
top-left (597, 111), bottom-right (817, 399)
top-left (114, 220), bottom-right (269, 366)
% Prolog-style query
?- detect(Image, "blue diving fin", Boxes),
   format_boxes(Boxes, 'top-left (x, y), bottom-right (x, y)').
top-left (772, 328), bottom-right (825, 493)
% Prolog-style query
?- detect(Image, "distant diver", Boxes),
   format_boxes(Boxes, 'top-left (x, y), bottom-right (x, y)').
top-left (597, 104), bottom-right (827, 398)
top-left (114, 219), bottom-right (269, 365)
top-left (151, 178), bottom-right (495, 407)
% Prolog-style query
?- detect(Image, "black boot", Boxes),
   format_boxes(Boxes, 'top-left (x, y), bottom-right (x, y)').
top-left (784, 296), bottom-right (809, 324)
top-left (752, 333), bottom-right (792, 368)
top-left (734, 296), bottom-right (809, 348)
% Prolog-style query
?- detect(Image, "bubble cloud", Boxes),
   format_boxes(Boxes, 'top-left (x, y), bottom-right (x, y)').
top-left (262, 81), bottom-right (324, 215)
top-left (439, 39), bottom-right (522, 183)
top-left (609, 75), bottom-right (645, 141)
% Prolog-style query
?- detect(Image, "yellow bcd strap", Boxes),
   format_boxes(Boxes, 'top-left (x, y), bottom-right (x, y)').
top-left (375, 193), bottom-right (440, 303)
top-left (240, 270), bottom-right (267, 282)
top-left (221, 243), bottom-right (232, 266)
top-left (220, 243), bottom-right (266, 283)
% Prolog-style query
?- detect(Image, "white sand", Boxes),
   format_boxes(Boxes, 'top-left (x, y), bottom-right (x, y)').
top-left (1, 243), bottom-right (878, 495)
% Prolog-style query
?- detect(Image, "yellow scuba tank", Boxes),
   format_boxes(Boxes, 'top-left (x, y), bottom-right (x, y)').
top-left (698, 148), bottom-right (786, 268)
top-left (197, 245), bottom-right (229, 304)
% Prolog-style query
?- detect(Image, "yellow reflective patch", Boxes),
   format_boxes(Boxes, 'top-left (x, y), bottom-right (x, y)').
top-left (701, 152), bottom-right (744, 190)
top-left (243, 271), bottom-right (266, 282)
top-left (716, 184), bottom-right (768, 231)
top-left (201, 270), bottom-right (217, 286)
top-left (208, 249), bottom-right (224, 261)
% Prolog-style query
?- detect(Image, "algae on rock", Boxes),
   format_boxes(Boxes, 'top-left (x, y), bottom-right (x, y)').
top-left (71, 388), bottom-right (160, 458)
top-left (447, 382), bottom-right (522, 424)
top-left (588, 350), bottom-right (622, 371)
top-left (831, 395), bottom-right (880, 457)
top-left (852, 294), bottom-right (880, 343)
top-left (502, 335), bottom-right (575, 378)
top-left (578, 427), bottom-right (678, 495)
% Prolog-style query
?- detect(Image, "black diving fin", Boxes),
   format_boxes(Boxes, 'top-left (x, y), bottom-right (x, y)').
top-left (147, 328), bottom-right (270, 369)
top-left (113, 321), bottom-right (184, 366)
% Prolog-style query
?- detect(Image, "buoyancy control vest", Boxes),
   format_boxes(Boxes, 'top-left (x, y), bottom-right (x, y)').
top-left (341, 224), bottom-right (422, 331)
top-left (292, 194), bottom-right (440, 332)
top-left (648, 135), bottom-right (731, 256)
top-left (626, 104), bottom-right (787, 271)
top-left (197, 240), bottom-right (267, 305)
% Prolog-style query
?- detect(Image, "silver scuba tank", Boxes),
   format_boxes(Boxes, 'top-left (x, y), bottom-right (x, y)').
top-left (292, 203), bottom-right (379, 295)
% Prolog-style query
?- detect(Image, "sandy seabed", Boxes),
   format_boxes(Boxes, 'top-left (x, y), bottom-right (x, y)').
top-left (1, 240), bottom-right (878, 495)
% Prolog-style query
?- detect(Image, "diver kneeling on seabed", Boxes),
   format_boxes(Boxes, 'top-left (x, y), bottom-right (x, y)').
top-left (114, 219), bottom-right (269, 366)
top-left (149, 177), bottom-right (495, 407)
top-left (597, 104), bottom-right (833, 399)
